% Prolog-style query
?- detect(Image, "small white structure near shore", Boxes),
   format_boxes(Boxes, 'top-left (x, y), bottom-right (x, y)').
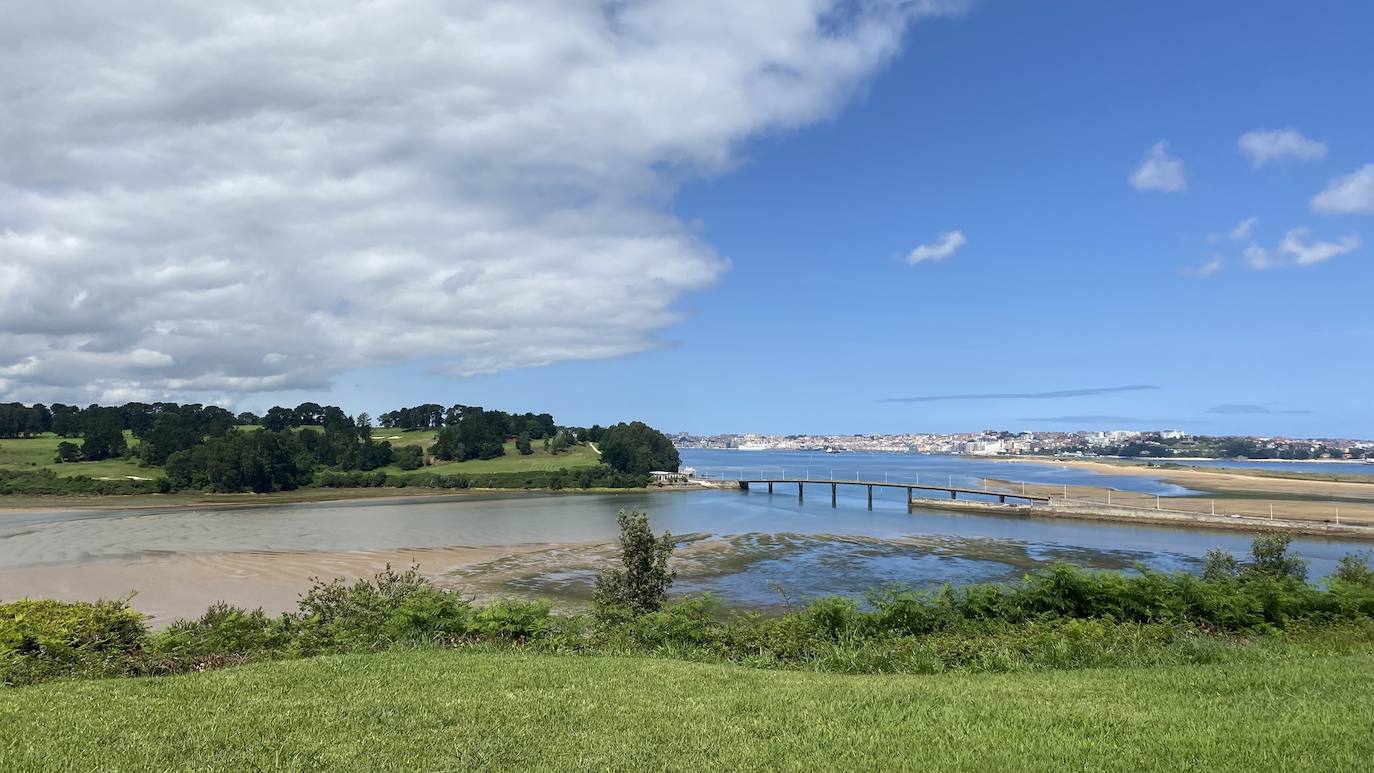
top-left (649, 470), bottom-right (689, 485)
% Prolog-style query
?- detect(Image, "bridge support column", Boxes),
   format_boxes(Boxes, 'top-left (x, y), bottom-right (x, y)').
top-left (950, 490), bottom-right (957, 500)
top-left (998, 494), bottom-right (1006, 504)
top-left (830, 482), bottom-right (837, 507)
top-left (867, 485), bottom-right (873, 510)
top-left (739, 481), bottom-right (749, 491)
top-left (767, 482), bottom-right (773, 494)
top-left (798, 482), bottom-right (804, 503)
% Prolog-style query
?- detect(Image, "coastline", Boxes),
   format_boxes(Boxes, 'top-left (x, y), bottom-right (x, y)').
top-left (0, 483), bottom-right (702, 515)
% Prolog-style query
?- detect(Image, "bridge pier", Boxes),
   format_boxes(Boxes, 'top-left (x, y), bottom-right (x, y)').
top-left (831, 482), bottom-right (837, 507)
top-left (950, 490), bottom-right (957, 500)
top-left (798, 482), bottom-right (804, 503)
top-left (767, 482), bottom-right (773, 494)
top-left (998, 494), bottom-right (1006, 504)
top-left (738, 481), bottom-right (749, 491)
top-left (867, 484), bottom-right (873, 510)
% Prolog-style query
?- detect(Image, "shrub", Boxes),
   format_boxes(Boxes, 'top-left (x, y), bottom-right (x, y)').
top-left (156, 602), bottom-right (287, 657)
top-left (470, 600), bottom-right (552, 640)
top-left (1, 598), bottom-right (148, 686)
top-left (288, 564), bottom-right (470, 653)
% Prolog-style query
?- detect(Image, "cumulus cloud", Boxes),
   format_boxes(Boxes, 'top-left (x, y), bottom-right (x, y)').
top-left (1311, 163), bottom-right (1374, 214)
top-left (1243, 227), bottom-right (1360, 269)
top-left (1237, 128), bottom-right (1326, 168)
top-left (1129, 141), bottom-right (1186, 193)
top-left (905, 230), bottom-right (967, 265)
top-left (0, 1), bottom-right (968, 404)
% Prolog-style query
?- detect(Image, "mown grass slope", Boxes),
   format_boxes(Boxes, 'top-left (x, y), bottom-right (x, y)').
top-left (2, 650), bottom-right (1370, 771)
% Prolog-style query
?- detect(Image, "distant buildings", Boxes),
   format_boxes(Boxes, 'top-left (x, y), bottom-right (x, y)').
top-left (671, 428), bottom-right (1368, 460)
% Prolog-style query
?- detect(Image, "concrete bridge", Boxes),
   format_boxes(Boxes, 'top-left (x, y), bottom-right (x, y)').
top-left (727, 477), bottom-right (1050, 510)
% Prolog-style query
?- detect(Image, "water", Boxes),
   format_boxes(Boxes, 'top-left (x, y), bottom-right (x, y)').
top-left (1162, 459), bottom-right (1374, 476)
top-left (1, 479), bottom-right (1367, 610)
top-left (680, 448), bottom-right (1197, 495)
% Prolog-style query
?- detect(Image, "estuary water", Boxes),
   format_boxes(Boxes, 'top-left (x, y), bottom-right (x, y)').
top-left (1, 449), bottom-right (1368, 618)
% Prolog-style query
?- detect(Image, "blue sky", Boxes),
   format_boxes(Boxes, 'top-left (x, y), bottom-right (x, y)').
top-left (7, 2), bottom-right (1371, 438)
top-left (262, 1), bottom-right (1371, 438)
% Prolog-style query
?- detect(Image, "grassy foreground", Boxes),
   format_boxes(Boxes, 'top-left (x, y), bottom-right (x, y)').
top-left (2, 650), bottom-right (1370, 771)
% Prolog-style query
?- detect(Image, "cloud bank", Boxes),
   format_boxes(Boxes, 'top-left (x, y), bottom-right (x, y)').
top-left (880, 385), bottom-right (1158, 403)
top-left (0, 0), bottom-right (967, 404)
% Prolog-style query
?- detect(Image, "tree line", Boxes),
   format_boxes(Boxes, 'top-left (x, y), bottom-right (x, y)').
top-left (0, 400), bottom-right (679, 494)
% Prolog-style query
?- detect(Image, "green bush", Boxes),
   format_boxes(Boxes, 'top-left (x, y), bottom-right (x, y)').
top-left (471, 600), bottom-right (552, 640)
top-left (156, 602), bottom-right (287, 657)
top-left (0, 469), bottom-right (167, 496)
top-left (1, 599), bottom-right (149, 686)
top-left (6, 535), bottom-right (1374, 689)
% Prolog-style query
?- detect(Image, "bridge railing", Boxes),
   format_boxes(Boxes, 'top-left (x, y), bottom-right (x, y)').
top-left (691, 467), bottom-right (1043, 498)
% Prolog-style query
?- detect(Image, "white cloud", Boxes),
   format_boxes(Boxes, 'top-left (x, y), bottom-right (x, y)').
top-left (1277, 228), bottom-right (1360, 267)
top-left (1237, 128), bottom-right (1326, 168)
top-left (1229, 216), bottom-right (1258, 241)
top-left (1129, 141), bottom-right (1187, 193)
top-left (906, 230), bottom-right (967, 265)
top-left (1182, 257), bottom-right (1223, 278)
top-left (1311, 163), bottom-right (1374, 214)
top-left (0, 0), bottom-right (969, 403)
top-left (1243, 228), bottom-right (1360, 270)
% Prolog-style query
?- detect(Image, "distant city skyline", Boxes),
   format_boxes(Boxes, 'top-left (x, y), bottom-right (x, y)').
top-left (4, 2), bottom-right (1371, 437)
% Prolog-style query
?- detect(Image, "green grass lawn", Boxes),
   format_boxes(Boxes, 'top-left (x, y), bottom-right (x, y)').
top-left (382, 438), bottom-right (602, 476)
top-left (1, 650), bottom-right (1369, 771)
top-left (0, 432), bottom-right (154, 479)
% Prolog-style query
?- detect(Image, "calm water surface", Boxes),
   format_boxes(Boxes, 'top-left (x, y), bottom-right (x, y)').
top-left (2, 451), bottom-right (1368, 606)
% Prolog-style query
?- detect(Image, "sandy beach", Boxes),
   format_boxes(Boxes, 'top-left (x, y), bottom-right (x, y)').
top-left (0, 544), bottom-right (586, 626)
top-left (1001, 457), bottom-right (1374, 525)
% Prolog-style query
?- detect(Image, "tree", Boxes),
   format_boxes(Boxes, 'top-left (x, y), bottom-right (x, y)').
top-left (261, 406), bottom-right (297, 432)
top-left (1249, 533), bottom-right (1308, 581)
top-left (599, 421), bottom-right (680, 475)
top-left (428, 406), bottom-right (506, 462)
top-left (137, 412), bottom-right (198, 465)
top-left (1201, 548), bottom-right (1239, 581)
top-left (515, 432), bottom-right (533, 456)
top-left (1333, 552), bottom-right (1374, 586)
top-left (81, 408), bottom-right (128, 461)
top-left (393, 445), bottom-right (424, 470)
top-left (593, 509), bottom-right (675, 619)
top-left (54, 441), bottom-right (82, 463)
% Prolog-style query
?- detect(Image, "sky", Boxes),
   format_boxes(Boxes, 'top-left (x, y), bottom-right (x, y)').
top-left (2, 1), bottom-right (1372, 438)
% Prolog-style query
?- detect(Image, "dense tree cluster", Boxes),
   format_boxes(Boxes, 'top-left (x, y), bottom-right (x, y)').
top-left (0, 403), bottom-right (52, 438)
top-left (1, 399), bottom-right (677, 494)
top-left (598, 421), bottom-right (681, 475)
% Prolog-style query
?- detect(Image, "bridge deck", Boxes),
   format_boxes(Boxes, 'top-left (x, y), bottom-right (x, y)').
top-left (730, 478), bottom-right (1050, 504)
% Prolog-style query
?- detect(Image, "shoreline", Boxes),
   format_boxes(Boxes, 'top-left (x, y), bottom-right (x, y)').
top-left (0, 483), bottom-right (702, 515)
top-left (913, 497), bottom-right (1374, 541)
